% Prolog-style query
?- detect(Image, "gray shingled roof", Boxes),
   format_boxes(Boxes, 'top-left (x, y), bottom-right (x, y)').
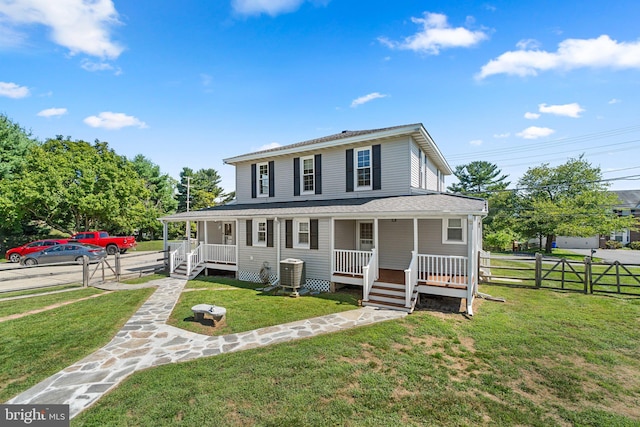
top-left (159, 194), bottom-right (487, 222)
top-left (614, 190), bottom-right (640, 208)
top-left (228, 124), bottom-right (420, 159)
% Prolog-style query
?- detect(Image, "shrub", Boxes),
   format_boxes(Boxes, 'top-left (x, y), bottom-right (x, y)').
top-left (605, 240), bottom-right (623, 249)
top-left (628, 241), bottom-right (640, 250)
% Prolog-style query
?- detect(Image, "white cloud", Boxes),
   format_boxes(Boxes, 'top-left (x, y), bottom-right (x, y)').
top-left (478, 35), bottom-right (640, 79)
top-left (516, 38), bottom-right (541, 50)
top-left (0, 81), bottom-right (29, 98)
top-left (608, 98), bottom-right (621, 104)
top-left (516, 126), bottom-right (555, 139)
top-left (350, 92), bottom-right (387, 108)
top-left (524, 112), bottom-right (540, 119)
top-left (231, 0), bottom-right (306, 16)
top-left (37, 107), bottom-right (67, 117)
top-left (378, 12), bottom-right (488, 55)
top-left (538, 102), bottom-right (584, 118)
top-left (469, 139), bottom-right (483, 146)
top-left (257, 142), bottom-right (282, 151)
top-left (0, 0), bottom-right (124, 59)
top-left (83, 112), bottom-right (147, 130)
top-left (80, 59), bottom-right (121, 75)
top-left (493, 132), bottom-right (510, 138)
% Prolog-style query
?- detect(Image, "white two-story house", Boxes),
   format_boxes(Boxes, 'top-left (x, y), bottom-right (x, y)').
top-left (159, 123), bottom-right (487, 315)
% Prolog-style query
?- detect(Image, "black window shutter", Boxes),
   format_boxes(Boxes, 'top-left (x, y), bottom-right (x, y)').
top-left (346, 149), bottom-right (354, 192)
top-left (293, 158), bottom-right (300, 196)
top-left (268, 161), bottom-right (275, 197)
top-left (251, 164), bottom-right (257, 198)
top-left (267, 220), bottom-right (274, 247)
top-left (285, 220), bottom-right (293, 248)
top-left (314, 154), bottom-right (322, 194)
top-left (373, 144), bottom-right (381, 190)
top-left (246, 220), bottom-right (253, 246)
top-left (310, 219), bottom-right (319, 250)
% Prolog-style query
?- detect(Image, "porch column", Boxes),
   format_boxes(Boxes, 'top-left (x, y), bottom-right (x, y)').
top-left (162, 221), bottom-right (168, 251)
top-left (235, 219), bottom-right (239, 267)
top-left (204, 221), bottom-right (208, 245)
top-left (413, 217), bottom-right (418, 253)
top-left (374, 218), bottom-right (379, 250)
top-left (330, 217), bottom-right (335, 274)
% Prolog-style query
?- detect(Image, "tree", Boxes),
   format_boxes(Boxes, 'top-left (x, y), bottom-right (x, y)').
top-left (175, 167), bottom-right (225, 212)
top-left (130, 155), bottom-right (178, 240)
top-left (0, 114), bottom-right (36, 181)
top-left (448, 161), bottom-right (509, 197)
top-left (4, 137), bottom-right (150, 235)
top-left (516, 156), bottom-right (638, 253)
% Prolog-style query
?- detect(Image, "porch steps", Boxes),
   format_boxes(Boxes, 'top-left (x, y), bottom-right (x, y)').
top-left (170, 262), bottom-right (205, 280)
top-left (363, 282), bottom-right (418, 314)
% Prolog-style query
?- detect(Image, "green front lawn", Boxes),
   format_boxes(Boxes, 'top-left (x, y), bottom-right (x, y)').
top-left (74, 285), bottom-right (640, 426)
top-left (168, 277), bottom-right (360, 335)
top-left (0, 288), bottom-right (155, 402)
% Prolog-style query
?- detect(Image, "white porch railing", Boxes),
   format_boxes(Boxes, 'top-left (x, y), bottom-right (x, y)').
top-left (333, 249), bottom-right (372, 276)
top-left (362, 248), bottom-right (378, 302)
top-left (417, 254), bottom-right (468, 286)
top-left (169, 244), bottom-right (186, 273)
top-left (203, 244), bottom-right (236, 264)
top-left (186, 244), bottom-right (203, 276)
top-left (404, 251), bottom-right (418, 307)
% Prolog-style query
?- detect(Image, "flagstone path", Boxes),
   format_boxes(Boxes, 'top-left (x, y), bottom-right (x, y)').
top-left (8, 277), bottom-right (407, 418)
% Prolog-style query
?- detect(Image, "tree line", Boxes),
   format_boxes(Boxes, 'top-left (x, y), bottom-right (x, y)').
top-left (448, 160), bottom-right (639, 252)
top-left (0, 114), bottom-right (232, 248)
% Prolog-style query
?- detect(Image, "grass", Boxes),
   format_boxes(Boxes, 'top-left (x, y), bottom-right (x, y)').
top-left (133, 240), bottom-right (165, 251)
top-left (74, 285), bottom-right (640, 426)
top-left (168, 276), bottom-right (360, 336)
top-left (0, 287), bottom-right (155, 402)
top-left (0, 284), bottom-right (83, 299)
top-left (0, 287), bottom-right (105, 318)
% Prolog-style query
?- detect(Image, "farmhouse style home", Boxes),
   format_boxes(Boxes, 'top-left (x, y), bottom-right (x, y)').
top-left (159, 124), bottom-right (487, 314)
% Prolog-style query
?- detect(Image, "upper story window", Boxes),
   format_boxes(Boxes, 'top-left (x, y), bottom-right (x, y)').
top-left (355, 147), bottom-right (372, 190)
top-left (258, 162), bottom-right (269, 197)
top-left (301, 156), bottom-right (314, 194)
top-left (442, 218), bottom-right (466, 244)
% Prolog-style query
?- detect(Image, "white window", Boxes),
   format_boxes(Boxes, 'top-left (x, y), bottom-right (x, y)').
top-left (254, 218), bottom-right (267, 247)
top-left (442, 218), bottom-right (467, 244)
top-left (301, 156), bottom-right (314, 194)
top-left (294, 218), bottom-right (310, 249)
top-left (355, 147), bottom-right (371, 190)
top-left (258, 162), bottom-right (269, 197)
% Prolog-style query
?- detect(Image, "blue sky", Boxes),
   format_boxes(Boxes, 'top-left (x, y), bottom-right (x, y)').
top-left (1, 0), bottom-right (640, 194)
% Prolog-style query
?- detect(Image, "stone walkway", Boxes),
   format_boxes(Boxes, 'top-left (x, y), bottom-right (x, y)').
top-left (8, 277), bottom-right (407, 418)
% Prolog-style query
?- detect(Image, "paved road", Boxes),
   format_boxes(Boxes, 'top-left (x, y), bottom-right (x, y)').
top-left (0, 251), bottom-right (165, 293)
top-left (567, 248), bottom-right (640, 265)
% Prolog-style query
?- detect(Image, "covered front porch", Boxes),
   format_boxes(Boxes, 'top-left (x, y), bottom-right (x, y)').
top-left (330, 215), bottom-right (481, 315)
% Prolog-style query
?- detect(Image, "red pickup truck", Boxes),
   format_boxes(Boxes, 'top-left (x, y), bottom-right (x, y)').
top-left (70, 231), bottom-right (136, 255)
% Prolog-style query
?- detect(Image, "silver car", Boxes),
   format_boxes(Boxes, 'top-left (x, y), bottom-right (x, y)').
top-left (21, 243), bottom-right (107, 266)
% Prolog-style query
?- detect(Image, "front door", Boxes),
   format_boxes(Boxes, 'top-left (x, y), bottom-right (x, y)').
top-left (357, 221), bottom-right (374, 251)
top-left (223, 222), bottom-right (234, 245)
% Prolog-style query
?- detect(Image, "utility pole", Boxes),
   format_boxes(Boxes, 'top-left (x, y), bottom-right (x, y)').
top-left (186, 176), bottom-right (192, 241)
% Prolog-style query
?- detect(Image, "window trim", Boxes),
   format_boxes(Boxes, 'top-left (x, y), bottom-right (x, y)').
top-left (442, 218), bottom-right (467, 245)
top-left (254, 218), bottom-right (268, 247)
top-left (257, 162), bottom-right (269, 197)
top-left (294, 218), bottom-right (311, 249)
top-left (354, 146), bottom-right (372, 191)
top-left (300, 155), bottom-right (315, 195)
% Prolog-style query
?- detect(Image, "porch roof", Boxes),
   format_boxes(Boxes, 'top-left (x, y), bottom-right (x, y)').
top-left (159, 193), bottom-right (487, 222)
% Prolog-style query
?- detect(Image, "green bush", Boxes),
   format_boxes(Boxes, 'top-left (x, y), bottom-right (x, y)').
top-left (605, 240), bottom-right (623, 249)
top-left (628, 241), bottom-right (640, 250)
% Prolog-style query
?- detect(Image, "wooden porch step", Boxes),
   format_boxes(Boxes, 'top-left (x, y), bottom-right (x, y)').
top-left (362, 300), bottom-right (413, 313)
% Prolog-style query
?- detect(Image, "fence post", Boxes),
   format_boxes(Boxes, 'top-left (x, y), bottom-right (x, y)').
top-left (535, 252), bottom-right (542, 288)
top-left (82, 256), bottom-right (89, 287)
top-left (115, 252), bottom-right (121, 282)
top-left (584, 256), bottom-right (591, 294)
